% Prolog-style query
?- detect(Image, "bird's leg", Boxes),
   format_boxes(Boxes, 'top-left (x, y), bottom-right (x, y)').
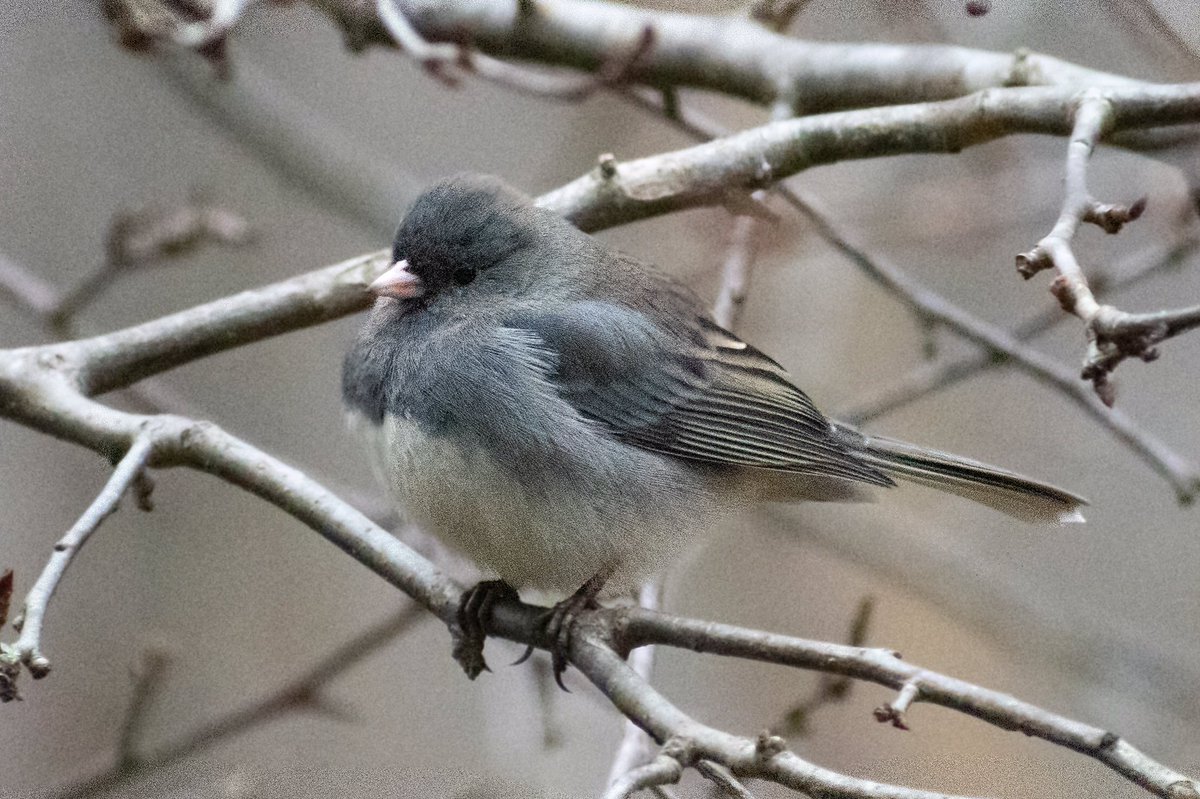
top-left (452, 579), bottom-right (520, 679)
top-left (512, 570), bottom-right (610, 691)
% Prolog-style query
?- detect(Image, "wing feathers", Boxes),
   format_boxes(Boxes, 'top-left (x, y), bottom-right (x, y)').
top-left (504, 304), bottom-right (890, 486)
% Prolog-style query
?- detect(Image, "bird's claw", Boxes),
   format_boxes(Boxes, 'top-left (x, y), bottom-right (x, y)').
top-left (541, 572), bottom-right (608, 691)
top-left (452, 579), bottom-right (518, 679)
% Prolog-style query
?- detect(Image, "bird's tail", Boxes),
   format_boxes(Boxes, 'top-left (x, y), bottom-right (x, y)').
top-left (831, 424), bottom-right (1088, 525)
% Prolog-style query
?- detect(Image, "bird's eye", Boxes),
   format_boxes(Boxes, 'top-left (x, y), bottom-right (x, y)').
top-left (452, 267), bottom-right (476, 286)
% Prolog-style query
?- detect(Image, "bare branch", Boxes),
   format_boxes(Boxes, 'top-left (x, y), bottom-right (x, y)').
top-left (52, 199), bottom-right (254, 332)
top-left (2, 74), bottom-right (1199, 795)
top-left (0, 254), bottom-right (60, 321)
top-left (712, 205), bottom-right (767, 331)
top-left (374, 0), bottom-right (656, 98)
top-left (1, 434), bottom-right (154, 690)
top-left (545, 81), bottom-right (1200, 232)
top-left (872, 678), bottom-right (921, 731)
top-left (1012, 94), bottom-right (1200, 403)
top-left (566, 605), bottom-right (1199, 798)
top-left (101, 0), bottom-right (258, 74)
top-left (573, 634), bottom-right (982, 799)
top-left (310, 0), bottom-right (1142, 114)
top-left (373, 0), bottom-right (464, 86)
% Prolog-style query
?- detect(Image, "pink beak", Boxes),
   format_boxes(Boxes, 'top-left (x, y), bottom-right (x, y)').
top-left (368, 259), bottom-right (424, 299)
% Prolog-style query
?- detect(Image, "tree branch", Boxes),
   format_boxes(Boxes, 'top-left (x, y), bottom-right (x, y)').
top-left (1, 434), bottom-right (154, 692)
top-left (311, 0), bottom-right (1141, 112)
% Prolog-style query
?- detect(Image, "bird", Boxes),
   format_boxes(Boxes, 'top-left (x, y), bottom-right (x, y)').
top-left (342, 173), bottom-right (1086, 677)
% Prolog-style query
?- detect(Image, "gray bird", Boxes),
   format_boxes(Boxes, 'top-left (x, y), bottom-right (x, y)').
top-left (342, 174), bottom-right (1085, 668)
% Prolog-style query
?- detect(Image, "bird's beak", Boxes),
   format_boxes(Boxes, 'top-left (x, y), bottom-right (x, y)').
top-left (368, 259), bottom-right (424, 299)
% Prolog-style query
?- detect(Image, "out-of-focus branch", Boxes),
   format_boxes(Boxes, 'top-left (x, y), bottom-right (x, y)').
top-left (115, 647), bottom-right (170, 770)
top-left (157, 54), bottom-right (416, 237)
top-left (0, 254), bottom-right (59, 322)
top-left (696, 760), bottom-right (759, 799)
top-left (1, 434), bottom-right (154, 694)
top-left (0, 202), bottom-right (251, 415)
top-left (311, 0), bottom-right (1142, 113)
top-left (102, 0), bottom-right (261, 75)
top-left (773, 597), bottom-right (873, 737)
top-left (605, 578), bottom-right (665, 791)
top-left (373, 0), bottom-right (657, 99)
top-left (53, 605), bottom-right (425, 799)
top-left (712, 202), bottom-right (767, 332)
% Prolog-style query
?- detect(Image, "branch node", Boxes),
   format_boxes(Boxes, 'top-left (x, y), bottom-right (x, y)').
top-left (1016, 246), bottom-right (1053, 279)
top-left (597, 153), bottom-right (620, 180)
top-left (1167, 780), bottom-right (1200, 799)
top-left (1084, 195), bottom-right (1147, 234)
top-left (874, 678), bottom-right (921, 730)
top-left (26, 651), bottom-right (51, 679)
top-left (754, 730), bottom-right (786, 759)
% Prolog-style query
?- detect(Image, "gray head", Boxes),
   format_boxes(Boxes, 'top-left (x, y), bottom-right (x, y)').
top-left (370, 174), bottom-right (550, 304)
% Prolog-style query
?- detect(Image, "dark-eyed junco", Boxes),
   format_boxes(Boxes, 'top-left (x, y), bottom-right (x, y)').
top-left (343, 174), bottom-right (1086, 601)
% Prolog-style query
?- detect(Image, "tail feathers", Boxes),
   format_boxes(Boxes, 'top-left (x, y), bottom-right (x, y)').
top-left (832, 424), bottom-right (1088, 525)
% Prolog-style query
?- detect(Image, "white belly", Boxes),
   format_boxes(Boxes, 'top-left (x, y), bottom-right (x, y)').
top-left (347, 411), bottom-right (720, 593)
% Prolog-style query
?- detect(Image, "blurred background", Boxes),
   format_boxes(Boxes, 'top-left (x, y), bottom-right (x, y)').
top-left (3, 1), bottom-right (1200, 797)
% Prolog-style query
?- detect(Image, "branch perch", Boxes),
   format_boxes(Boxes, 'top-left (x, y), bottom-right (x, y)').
top-left (3, 65), bottom-right (1200, 797)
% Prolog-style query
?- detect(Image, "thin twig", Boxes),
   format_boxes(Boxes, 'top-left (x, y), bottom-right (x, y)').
top-left (1015, 94), bottom-right (1200, 403)
top-left (2, 435), bottom-right (154, 686)
top-left (554, 604), bottom-right (1199, 799)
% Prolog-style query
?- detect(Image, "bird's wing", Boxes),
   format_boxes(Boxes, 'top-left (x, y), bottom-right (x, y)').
top-left (503, 302), bottom-right (892, 486)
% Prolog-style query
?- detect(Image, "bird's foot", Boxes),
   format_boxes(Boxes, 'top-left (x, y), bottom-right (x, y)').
top-left (452, 579), bottom-right (519, 680)
top-left (513, 571), bottom-right (609, 691)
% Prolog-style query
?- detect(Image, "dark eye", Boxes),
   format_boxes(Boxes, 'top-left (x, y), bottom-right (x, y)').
top-left (452, 267), bottom-right (476, 286)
